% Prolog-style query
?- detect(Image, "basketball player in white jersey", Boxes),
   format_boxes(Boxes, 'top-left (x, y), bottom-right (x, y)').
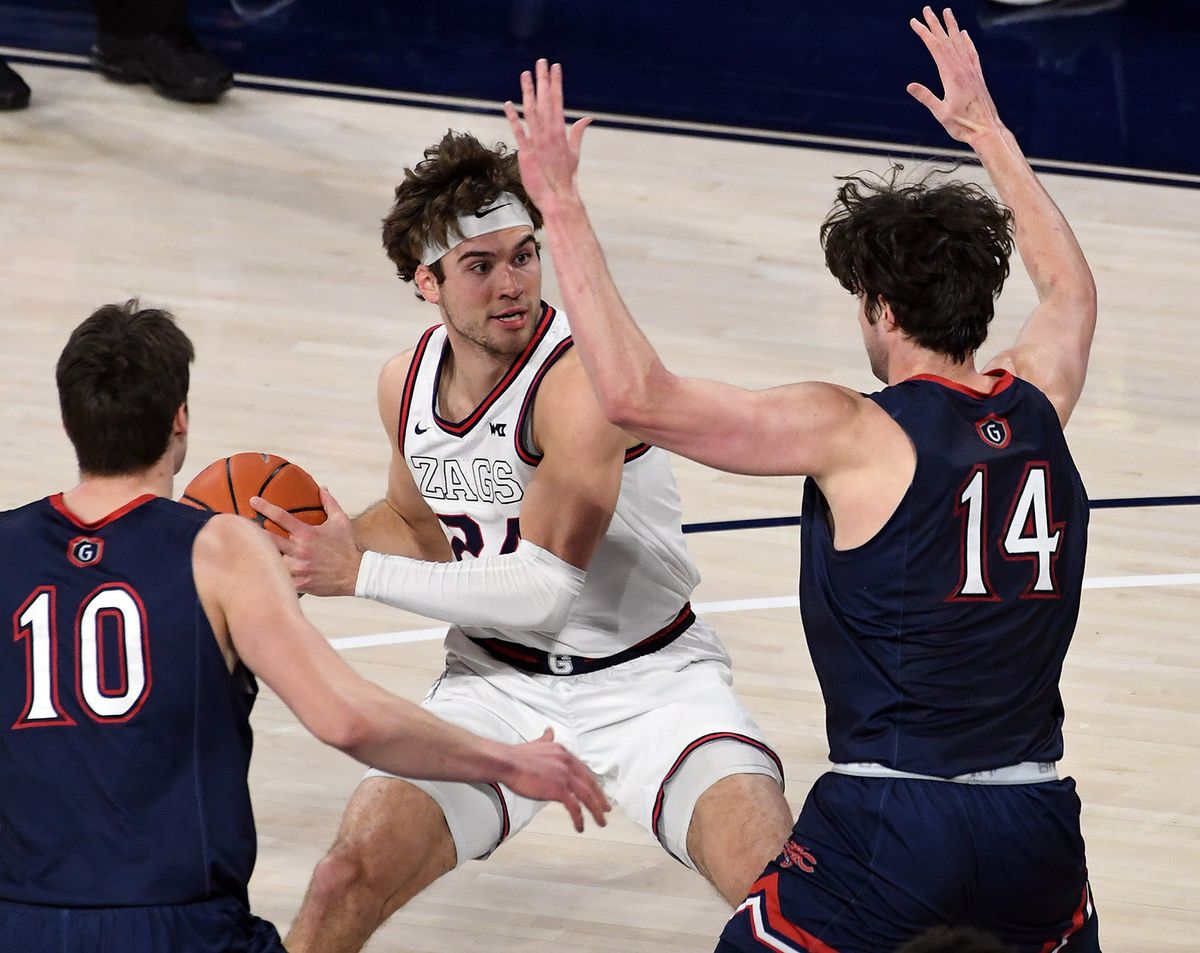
top-left (254, 131), bottom-right (795, 953)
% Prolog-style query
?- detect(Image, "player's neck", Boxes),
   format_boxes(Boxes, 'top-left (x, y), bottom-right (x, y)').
top-left (61, 465), bottom-right (172, 523)
top-left (888, 348), bottom-right (993, 392)
top-left (437, 343), bottom-right (512, 419)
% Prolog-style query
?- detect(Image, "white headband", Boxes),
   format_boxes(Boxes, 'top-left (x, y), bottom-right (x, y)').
top-left (420, 192), bottom-right (536, 266)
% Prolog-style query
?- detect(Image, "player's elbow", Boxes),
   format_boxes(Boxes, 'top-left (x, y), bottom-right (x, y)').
top-left (310, 701), bottom-right (375, 754)
top-left (503, 543), bottom-right (586, 632)
top-left (514, 579), bottom-right (581, 633)
top-left (600, 361), bottom-right (674, 433)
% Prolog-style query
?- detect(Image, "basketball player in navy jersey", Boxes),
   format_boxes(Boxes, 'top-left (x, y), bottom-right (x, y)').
top-left (0, 301), bottom-right (606, 953)
top-left (505, 6), bottom-right (1100, 952)
top-left (252, 129), bottom-right (794, 952)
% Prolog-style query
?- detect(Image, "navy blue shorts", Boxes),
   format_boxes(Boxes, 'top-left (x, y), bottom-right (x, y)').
top-left (0, 895), bottom-right (286, 953)
top-left (717, 773), bottom-right (1099, 953)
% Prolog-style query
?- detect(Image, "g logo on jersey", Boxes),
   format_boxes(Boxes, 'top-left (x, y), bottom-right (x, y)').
top-left (67, 536), bottom-right (104, 568)
top-left (975, 414), bottom-right (1011, 449)
top-left (548, 654), bottom-right (575, 675)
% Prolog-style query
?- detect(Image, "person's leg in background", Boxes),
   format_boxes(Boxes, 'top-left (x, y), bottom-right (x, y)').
top-left (0, 58), bottom-right (31, 110)
top-left (90, 0), bottom-right (233, 103)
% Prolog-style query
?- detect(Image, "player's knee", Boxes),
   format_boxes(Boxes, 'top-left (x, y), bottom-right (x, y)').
top-left (308, 838), bottom-right (381, 905)
top-left (665, 740), bottom-right (785, 869)
top-left (311, 826), bottom-right (430, 912)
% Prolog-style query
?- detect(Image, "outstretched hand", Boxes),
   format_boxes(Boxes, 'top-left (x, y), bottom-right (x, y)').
top-left (502, 728), bottom-right (610, 833)
top-left (503, 60), bottom-right (592, 210)
top-left (907, 6), bottom-right (1001, 146)
top-left (250, 486), bottom-right (361, 597)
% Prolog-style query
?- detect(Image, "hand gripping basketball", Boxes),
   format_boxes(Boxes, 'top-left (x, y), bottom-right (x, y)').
top-left (180, 452), bottom-right (327, 538)
top-left (250, 487), bottom-right (362, 597)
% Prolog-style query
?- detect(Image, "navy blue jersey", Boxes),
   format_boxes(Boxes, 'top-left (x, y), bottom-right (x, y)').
top-left (0, 494), bottom-right (259, 907)
top-left (800, 371), bottom-right (1089, 776)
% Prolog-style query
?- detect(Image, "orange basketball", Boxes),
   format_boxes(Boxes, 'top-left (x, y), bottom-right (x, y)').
top-left (180, 452), bottom-right (326, 538)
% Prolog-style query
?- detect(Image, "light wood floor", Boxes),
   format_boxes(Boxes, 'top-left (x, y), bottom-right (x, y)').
top-left (1, 63), bottom-right (1197, 951)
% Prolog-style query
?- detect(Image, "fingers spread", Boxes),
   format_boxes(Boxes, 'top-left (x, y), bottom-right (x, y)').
top-left (906, 82), bottom-right (940, 112)
top-left (578, 772), bottom-right (609, 827)
top-left (961, 29), bottom-right (981, 65)
top-left (250, 496), bottom-right (304, 537)
top-left (923, 5), bottom-right (947, 40)
top-left (568, 116), bottom-right (592, 153)
top-left (564, 793), bottom-right (584, 833)
top-left (944, 7), bottom-right (960, 37)
top-left (520, 68), bottom-right (535, 125)
top-left (503, 100), bottom-right (528, 148)
top-left (317, 485), bottom-right (345, 520)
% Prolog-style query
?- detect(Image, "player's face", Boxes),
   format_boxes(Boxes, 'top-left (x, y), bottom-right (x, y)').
top-left (428, 227), bottom-right (543, 359)
top-left (858, 295), bottom-right (889, 383)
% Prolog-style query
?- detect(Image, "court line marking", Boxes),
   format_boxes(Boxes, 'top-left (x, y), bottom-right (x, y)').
top-left (682, 495), bottom-right (1200, 535)
top-left (328, 572), bottom-right (1200, 652)
top-left (4, 47), bottom-right (1200, 189)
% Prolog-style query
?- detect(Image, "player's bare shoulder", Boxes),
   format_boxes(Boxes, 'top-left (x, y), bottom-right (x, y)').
top-left (379, 348), bottom-right (418, 399)
top-left (193, 512), bottom-right (279, 579)
top-left (377, 347), bottom-right (419, 428)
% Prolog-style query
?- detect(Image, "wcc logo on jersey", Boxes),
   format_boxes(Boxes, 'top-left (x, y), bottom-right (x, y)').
top-left (975, 414), bottom-right (1011, 449)
top-left (67, 536), bottom-right (104, 568)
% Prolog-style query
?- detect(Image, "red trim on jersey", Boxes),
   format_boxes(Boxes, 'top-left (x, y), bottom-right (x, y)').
top-left (11, 586), bottom-right (77, 729)
top-left (473, 638), bottom-right (542, 665)
top-left (997, 460), bottom-right (1065, 601)
top-left (905, 369), bottom-right (1014, 399)
top-left (48, 493), bottom-right (156, 529)
top-left (513, 333), bottom-right (654, 467)
top-left (740, 873), bottom-right (844, 953)
top-left (631, 603), bottom-right (694, 650)
top-left (66, 536), bottom-right (105, 569)
top-left (946, 464), bottom-right (1001, 604)
top-left (74, 583), bottom-right (152, 724)
top-left (468, 602), bottom-right (696, 676)
top-left (397, 324), bottom-right (440, 457)
top-left (514, 336), bottom-right (575, 465)
top-left (486, 782), bottom-right (512, 847)
top-left (1039, 880), bottom-right (1092, 952)
top-left (651, 731), bottom-right (784, 856)
top-left (432, 303), bottom-right (556, 437)
top-left (94, 607), bottom-right (129, 698)
top-left (975, 412), bottom-right (1012, 450)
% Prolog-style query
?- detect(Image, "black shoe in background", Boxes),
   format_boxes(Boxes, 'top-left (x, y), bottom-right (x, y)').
top-left (90, 31), bottom-right (233, 103)
top-left (0, 58), bottom-right (32, 111)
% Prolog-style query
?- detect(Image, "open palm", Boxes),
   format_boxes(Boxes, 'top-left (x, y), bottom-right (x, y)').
top-left (907, 6), bottom-right (1001, 145)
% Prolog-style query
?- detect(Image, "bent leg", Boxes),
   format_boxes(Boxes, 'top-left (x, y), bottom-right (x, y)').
top-left (285, 777), bottom-right (457, 953)
top-left (587, 626), bottom-right (792, 906)
top-left (687, 772), bottom-right (793, 905)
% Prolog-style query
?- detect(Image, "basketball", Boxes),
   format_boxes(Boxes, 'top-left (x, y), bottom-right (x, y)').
top-left (180, 452), bottom-right (326, 537)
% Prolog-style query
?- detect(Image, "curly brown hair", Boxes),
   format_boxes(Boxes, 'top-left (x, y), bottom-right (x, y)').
top-left (820, 166), bottom-right (1014, 363)
top-left (381, 130), bottom-right (542, 285)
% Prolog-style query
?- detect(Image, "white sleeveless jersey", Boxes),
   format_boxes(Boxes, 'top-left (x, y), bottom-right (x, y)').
top-left (397, 303), bottom-right (701, 657)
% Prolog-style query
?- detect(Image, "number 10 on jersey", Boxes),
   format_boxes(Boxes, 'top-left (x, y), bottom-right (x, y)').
top-left (12, 584), bottom-right (151, 728)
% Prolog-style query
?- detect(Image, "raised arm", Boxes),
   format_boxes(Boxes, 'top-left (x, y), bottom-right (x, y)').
top-left (503, 61), bottom-right (874, 479)
top-left (192, 514), bottom-right (607, 830)
top-left (907, 6), bottom-right (1096, 425)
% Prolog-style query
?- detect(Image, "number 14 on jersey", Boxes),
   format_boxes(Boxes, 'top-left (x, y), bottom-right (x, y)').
top-left (951, 462), bottom-right (1065, 602)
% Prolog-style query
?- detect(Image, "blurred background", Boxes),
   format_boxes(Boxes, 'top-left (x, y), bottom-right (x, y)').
top-left (3, 0), bottom-right (1199, 176)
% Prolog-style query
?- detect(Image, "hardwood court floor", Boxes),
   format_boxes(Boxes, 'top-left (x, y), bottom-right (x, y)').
top-left (1, 63), bottom-right (1197, 951)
